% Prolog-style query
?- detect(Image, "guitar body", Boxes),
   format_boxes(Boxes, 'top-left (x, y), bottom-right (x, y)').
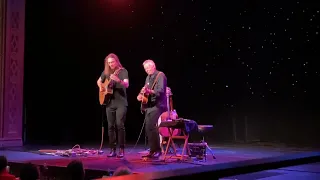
top-left (99, 68), bottom-right (123, 105)
top-left (140, 92), bottom-right (149, 112)
top-left (141, 95), bottom-right (148, 104)
top-left (99, 79), bottom-right (113, 105)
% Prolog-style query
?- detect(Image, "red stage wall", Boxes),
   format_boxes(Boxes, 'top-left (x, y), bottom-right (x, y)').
top-left (0, 0), bottom-right (25, 147)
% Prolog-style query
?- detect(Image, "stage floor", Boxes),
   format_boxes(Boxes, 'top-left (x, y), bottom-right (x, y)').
top-left (225, 162), bottom-right (320, 180)
top-left (1, 143), bottom-right (320, 179)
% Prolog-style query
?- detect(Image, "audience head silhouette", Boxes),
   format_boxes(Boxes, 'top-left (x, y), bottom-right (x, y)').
top-left (67, 160), bottom-right (85, 180)
top-left (0, 156), bottom-right (16, 180)
top-left (0, 156), bottom-right (8, 172)
top-left (19, 163), bottom-right (39, 180)
top-left (113, 166), bottom-right (132, 176)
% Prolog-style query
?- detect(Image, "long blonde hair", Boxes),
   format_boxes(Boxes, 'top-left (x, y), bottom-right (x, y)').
top-left (104, 53), bottom-right (123, 75)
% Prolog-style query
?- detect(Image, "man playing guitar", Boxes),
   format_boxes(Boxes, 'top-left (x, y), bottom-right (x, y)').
top-left (97, 53), bottom-right (129, 158)
top-left (137, 59), bottom-right (167, 159)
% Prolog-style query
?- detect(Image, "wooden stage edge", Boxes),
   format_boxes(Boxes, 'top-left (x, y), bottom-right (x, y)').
top-left (101, 152), bottom-right (320, 180)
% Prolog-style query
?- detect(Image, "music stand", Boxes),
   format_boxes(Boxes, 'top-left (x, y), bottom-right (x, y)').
top-left (198, 125), bottom-right (216, 160)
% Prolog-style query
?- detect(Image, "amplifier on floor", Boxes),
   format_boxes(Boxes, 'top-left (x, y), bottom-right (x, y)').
top-left (188, 143), bottom-right (206, 160)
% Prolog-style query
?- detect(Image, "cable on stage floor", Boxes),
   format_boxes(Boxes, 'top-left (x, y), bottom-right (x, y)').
top-left (38, 144), bottom-right (104, 157)
top-left (127, 118), bottom-right (147, 154)
top-left (38, 119), bottom-right (146, 157)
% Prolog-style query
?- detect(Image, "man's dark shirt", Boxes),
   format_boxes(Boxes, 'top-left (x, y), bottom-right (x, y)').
top-left (145, 70), bottom-right (167, 112)
top-left (100, 68), bottom-right (128, 107)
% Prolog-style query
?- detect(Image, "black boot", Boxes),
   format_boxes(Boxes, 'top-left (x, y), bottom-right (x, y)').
top-left (117, 148), bottom-right (124, 158)
top-left (141, 152), bottom-right (152, 158)
top-left (107, 148), bottom-right (117, 157)
top-left (152, 151), bottom-right (162, 158)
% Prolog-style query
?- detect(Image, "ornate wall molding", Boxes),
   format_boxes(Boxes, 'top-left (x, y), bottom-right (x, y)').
top-left (0, 0), bottom-right (25, 147)
top-left (0, 0), bottom-right (6, 139)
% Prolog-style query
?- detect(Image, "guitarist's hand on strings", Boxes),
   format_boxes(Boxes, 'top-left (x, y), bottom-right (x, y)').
top-left (137, 94), bottom-right (143, 101)
top-left (100, 87), bottom-right (106, 92)
top-left (110, 74), bottom-right (121, 82)
top-left (141, 87), bottom-right (152, 95)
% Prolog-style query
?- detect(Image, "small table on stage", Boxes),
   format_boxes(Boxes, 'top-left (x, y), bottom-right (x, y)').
top-left (159, 119), bottom-right (197, 161)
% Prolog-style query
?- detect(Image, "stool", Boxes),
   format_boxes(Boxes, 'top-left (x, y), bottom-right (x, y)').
top-left (198, 125), bottom-right (216, 160)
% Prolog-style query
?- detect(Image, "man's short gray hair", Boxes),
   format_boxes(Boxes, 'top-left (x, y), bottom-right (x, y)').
top-left (142, 59), bottom-right (155, 66)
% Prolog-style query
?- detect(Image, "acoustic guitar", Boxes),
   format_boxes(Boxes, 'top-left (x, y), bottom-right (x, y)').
top-left (140, 83), bottom-right (149, 104)
top-left (139, 72), bottom-right (163, 112)
top-left (99, 68), bottom-right (123, 105)
top-left (139, 83), bottom-right (149, 112)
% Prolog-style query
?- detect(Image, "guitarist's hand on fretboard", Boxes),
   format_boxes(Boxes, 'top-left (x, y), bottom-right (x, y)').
top-left (110, 74), bottom-right (121, 82)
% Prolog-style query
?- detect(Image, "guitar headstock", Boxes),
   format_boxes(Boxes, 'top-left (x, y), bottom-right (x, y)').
top-left (166, 87), bottom-right (173, 97)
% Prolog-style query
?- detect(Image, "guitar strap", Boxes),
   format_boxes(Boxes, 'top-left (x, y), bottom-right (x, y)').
top-left (140, 72), bottom-right (163, 114)
top-left (150, 72), bottom-right (163, 90)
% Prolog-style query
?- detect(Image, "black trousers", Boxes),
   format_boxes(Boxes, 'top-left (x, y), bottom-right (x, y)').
top-left (105, 105), bottom-right (127, 149)
top-left (145, 107), bottom-right (165, 152)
